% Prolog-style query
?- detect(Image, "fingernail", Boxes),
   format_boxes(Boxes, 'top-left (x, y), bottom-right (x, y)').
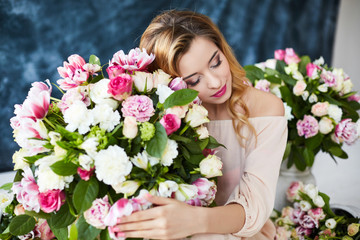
top-left (117, 232), bottom-right (126, 237)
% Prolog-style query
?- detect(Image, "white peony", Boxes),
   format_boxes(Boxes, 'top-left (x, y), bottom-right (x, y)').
top-left (185, 104), bottom-right (210, 128)
top-left (91, 103), bottom-right (121, 132)
top-left (89, 79), bottom-right (119, 110)
top-left (0, 189), bottom-right (14, 211)
top-left (80, 137), bottom-right (99, 158)
top-left (174, 184), bottom-right (198, 202)
top-left (328, 104), bottom-right (343, 123)
top-left (158, 180), bottom-right (179, 198)
top-left (199, 155), bottom-right (223, 178)
top-left (94, 145), bottom-right (132, 186)
top-left (112, 180), bottom-right (140, 196)
top-left (283, 102), bottom-right (294, 121)
top-left (319, 117), bottom-right (334, 134)
top-left (156, 84), bottom-right (174, 104)
top-left (196, 125), bottom-right (209, 140)
top-left (160, 139), bottom-right (178, 166)
top-left (64, 100), bottom-right (93, 134)
top-left (79, 154), bottom-right (94, 171)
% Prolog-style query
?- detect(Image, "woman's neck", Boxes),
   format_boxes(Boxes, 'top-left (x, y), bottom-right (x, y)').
top-left (202, 101), bottom-right (232, 120)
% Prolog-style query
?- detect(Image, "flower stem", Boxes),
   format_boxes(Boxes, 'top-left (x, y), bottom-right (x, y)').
top-left (43, 117), bottom-right (56, 130)
top-left (50, 97), bottom-right (61, 102)
top-left (179, 123), bottom-right (190, 135)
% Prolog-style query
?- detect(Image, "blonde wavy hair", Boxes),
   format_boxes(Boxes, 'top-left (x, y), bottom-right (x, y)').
top-left (139, 10), bottom-right (256, 145)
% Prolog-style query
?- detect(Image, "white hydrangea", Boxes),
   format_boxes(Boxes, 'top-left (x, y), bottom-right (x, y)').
top-left (91, 104), bottom-right (121, 132)
top-left (35, 155), bottom-right (74, 192)
top-left (94, 145), bottom-right (132, 186)
top-left (158, 180), bottom-right (179, 198)
top-left (160, 139), bottom-right (178, 166)
top-left (89, 79), bottom-right (119, 110)
top-left (0, 189), bottom-right (14, 211)
top-left (156, 84), bottom-right (174, 104)
top-left (283, 102), bottom-right (294, 121)
top-left (64, 100), bottom-right (93, 134)
top-left (327, 104), bottom-right (343, 123)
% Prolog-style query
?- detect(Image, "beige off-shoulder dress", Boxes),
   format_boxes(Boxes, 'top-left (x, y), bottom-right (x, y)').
top-left (189, 116), bottom-right (288, 240)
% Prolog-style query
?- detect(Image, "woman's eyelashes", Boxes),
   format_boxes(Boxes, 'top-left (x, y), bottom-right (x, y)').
top-left (187, 55), bottom-right (222, 87)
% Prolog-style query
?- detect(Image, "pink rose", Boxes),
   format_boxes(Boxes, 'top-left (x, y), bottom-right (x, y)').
top-left (311, 102), bottom-right (329, 117)
top-left (39, 189), bottom-right (66, 213)
top-left (297, 115), bottom-right (319, 139)
top-left (286, 181), bottom-right (304, 202)
top-left (121, 95), bottom-right (155, 122)
top-left (36, 219), bottom-right (55, 240)
top-left (107, 74), bottom-right (133, 101)
top-left (77, 167), bottom-right (95, 181)
top-left (12, 167), bottom-right (41, 212)
top-left (192, 178), bottom-right (217, 206)
top-left (255, 79), bottom-right (271, 92)
top-left (106, 64), bottom-right (125, 79)
top-left (293, 80), bottom-right (307, 96)
top-left (160, 113), bottom-right (181, 135)
top-left (103, 198), bottom-right (133, 227)
top-left (274, 49), bottom-right (286, 61)
top-left (284, 48), bottom-right (301, 65)
top-left (306, 63), bottom-right (320, 78)
top-left (169, 77), bottom-right (187, 90)
top-left (335, 118), bottom-right (358, 145)
top-left (307, 208), bottom-right (325, 222)
top-left (110, 48), bottom-right (155, 73)
top-left (57, 54), bottom-right (89, 90)
top-left (321, 70), bottom-right (336, 87)
top-left (84, 196), bottom-right (111, 229)
top-left (58, 87), bottom-right (90, 113)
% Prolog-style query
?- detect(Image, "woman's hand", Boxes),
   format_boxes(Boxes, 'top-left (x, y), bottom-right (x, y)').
top-left (113, 194), bottom-right (203, 239)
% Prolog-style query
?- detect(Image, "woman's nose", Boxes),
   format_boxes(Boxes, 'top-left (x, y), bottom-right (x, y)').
top-left (206, 73), bottom-right (222, 89)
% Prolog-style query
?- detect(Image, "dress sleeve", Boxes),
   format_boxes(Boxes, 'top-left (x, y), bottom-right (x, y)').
top-left (226, 117), bottom-right (288, 238)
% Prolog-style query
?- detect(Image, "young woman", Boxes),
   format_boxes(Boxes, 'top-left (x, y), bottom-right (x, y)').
top-left (113, 10), bottom-right (288, 240)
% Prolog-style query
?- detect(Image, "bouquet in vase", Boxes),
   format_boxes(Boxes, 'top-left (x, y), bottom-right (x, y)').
top-left (0, 48), bottom-right (224, 240)
top-left (244, 48), bottom-right (360, 171)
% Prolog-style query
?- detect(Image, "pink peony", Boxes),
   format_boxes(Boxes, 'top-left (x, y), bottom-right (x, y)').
top-left (12, 167), bottom-right (41, 212)
top-left (192, 178), bottom-right (217, 206)
top-left (106, 64), bottom-right (125, 79)
top-left (121, 95), bottom-right (155, 122)
top-left (169, 77), bottom-right (187, 90)
top-left (311, 102), bottom-right (329, 117)
top-left (160, 113), bottom-right (181, 135)
top-left (297, 115), bottom-right (319, 139)
top-left (335, 118), bottom-right (358, 145)
top-left (255, 79), bottom-right (271, 92)
top-left (110, 48), bottom-right (155, 73)
top-left (306, 63), bottom-right (320, 78)
top-left (107, 74), bottom-right (133, 101)
top-left (320, 70), bottom-right (336, 87)
top-left (39, 189), bottom-right (66, 213)
top-left (84, 196), bottom-right (111, 229)
top-left (103, 198), bottom-right (133, 227)
top-left (36, 219), bottom-right (55, 240)
top-left (77, 167), bottom-right (95, 181)
top-left (274, 49), bottom-right (286, 61)
top-left (57, 54), bottom-right (89, 90)
top-left (286, 181), bottom-right (304, 202)
top-left (284, 48), bottom-right (301, 65)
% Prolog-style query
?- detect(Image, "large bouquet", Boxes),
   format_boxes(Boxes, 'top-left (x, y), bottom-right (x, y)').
top-left (244, 48), bottom-right (360, 171)
top-left (0, 48), bottom-right (224, 240)
top-left (272, 181), bottom-right (360, 240)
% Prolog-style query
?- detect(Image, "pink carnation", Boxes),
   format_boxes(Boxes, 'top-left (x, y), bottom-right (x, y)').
top-left (307, 208), bottom-right (325, 222)
top-left (110, 48), bottom-right (155, 73)
top-left (57, 54), bottom-right (89, 90)
top-left (121, 95), bottom-right (155, 122)
top-left (284, 48), bottom-right (301, 65)
top-left (274, 49), bottom-right (286, 61)
top-left (311, 102), bottom-right (329, 117)
top-left (160, 113), bottom-right (181, 135)
top-left (335, 118), bottom-right (358, 145)
top-left (39, 189), bottom-right (66, 213)
top-left (107, 74), bottom-right (133, 101)
top-left (84, 196), bottom-right (111, 229)
top-left (297, 115), bottom-right (319, 139)
top-left (306, 63), bottom-right (320, 78)
top-left (321, 70), bottom-right (336, 87)
top-left (77, 167), bottom-right (95, 181)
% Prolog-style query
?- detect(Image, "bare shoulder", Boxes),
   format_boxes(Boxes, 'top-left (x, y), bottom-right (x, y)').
top-left (244, 87), bottom-right (285, 118)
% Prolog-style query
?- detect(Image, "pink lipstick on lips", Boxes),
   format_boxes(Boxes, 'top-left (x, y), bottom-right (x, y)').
top-left (211, 85), bottom-right (227, 97)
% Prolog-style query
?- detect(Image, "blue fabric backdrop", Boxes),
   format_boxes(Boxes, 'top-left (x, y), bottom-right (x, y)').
top-left (0, 0), bottom-right (339, 172)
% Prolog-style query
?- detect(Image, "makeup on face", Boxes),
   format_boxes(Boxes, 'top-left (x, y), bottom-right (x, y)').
top-left (211, 84), bottom-right (227, 98)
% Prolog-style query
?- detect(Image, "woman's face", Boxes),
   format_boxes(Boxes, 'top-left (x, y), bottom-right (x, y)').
top-left (178, 37), bottom-right (232, 105)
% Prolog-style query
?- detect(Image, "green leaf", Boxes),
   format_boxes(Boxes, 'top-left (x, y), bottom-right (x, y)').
top-left (89, 55), bottom-right (101, 66)
top-left (291, 146), bottom-right (307, 171)
top-left (244, 65), bottom-right (264, 82)
top-left (279, 73), bottom-right (296, 86)
top-left (24, 152), bottom-right (50, 164)
top-left (100, 229), bottom-right (112, 240)
top-left (305, 133), bottom-right (323, 150)
top-left (9, 215), bottom-right (36, 236)
top-left (76, 214), bottom-right (102, 240)
top-left (73, 178), bottom-right (99, 213)
top-left (25, 210), bottom-right (51, 219)
top-left (319, 192), bottom-right (335, 217)
top-left (0, 233), bottom-right (12, 240)
top-left (90, 74), bottom-right (104, 84)
top-left (265, 68), bottom-right (279, 76)
top-left (56, 125), bottom-right (83, 141)
top-left (328, 146), bottom-right (344, 158)
top-left (48, 202), bottom-right (76, 228)
top-left (69, 222), bottom-right (78, 240)
top-left (279, 86), bottom-right (295, 107)
top-left (170, 134), bottom-right (192, 144)
top-left (50, 160), bottom-right (78, 176)
top-left (146, 122), bottom-right (167, 158)
top-left (198, 138), bottom-right (209, 150)
top-left (265, 75), bottom-right (282, 84)
top-left (206, 136), bottom-right (226, 149)
top-left (48, 219), bottom-right (69, 240)
top-left (0, 182), bottom-right (12, 191)
top-left (187, 154), bottom-right (205, 165)
top-left (298, 56), bottom-right (311, 76)
top-left (163, 89), bottom-right (198, 109)
top-left (303, 147), bottom-right (315, 167)
top-left (276, 60), bottom-right (286, 74)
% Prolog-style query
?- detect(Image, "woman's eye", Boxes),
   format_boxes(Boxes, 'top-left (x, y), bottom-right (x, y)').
top-left (211, 55), bottom-right (222, 69)
top-left (188, 77), bottom-right (200, 87)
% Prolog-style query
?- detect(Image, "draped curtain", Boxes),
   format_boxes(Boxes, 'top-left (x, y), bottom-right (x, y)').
top-left (0, 0), bottom-right (339, 172)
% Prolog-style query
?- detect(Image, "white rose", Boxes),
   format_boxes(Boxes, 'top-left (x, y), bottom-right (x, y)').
top-left (160, 139), bottom-right (178, 166)
top-left (342, 79), bottom-right (353, 94)
top-left (165, 105), bottom-right (189, 119)
top-left (283, 102), bottom-right (294, 121)
top-left (325, 218), bottom-right (337, 229)
top-left (196, 125), bottom-right (209, 140)
top-left (64, 100), bottom-right (93, 134)
top-left (80, 137), bottom-right (99, 158)
top-left (313, 195), bottom-right (325, 207)
top-left (79, 154), bottom-right (94, 171)
top-left (133, 71), bottom-right (154, 92)
top-left (265, 59), bottom-right (276, 70)
top-left (300, 200), bottom-right (312, 211)
top-left (12, 148), bottom-right (30, 171)
top-left (318, 83), bottom-right (328, 93)
top-left (199, 155), bottom-right (223, 178)
top-left (91, 104), bottom-right (121, 132)
top-left (153, 69), bottom-right (172, 87)
top-left (319, 117), bottom-right (334, 134)
top-left (123, 116), bottom-right (138, 139)
top-left (308, 93), bottom-right (318, 103)
top-left (158, 180), bottom-right (179, 198)
top-left (304, 184), bottom-right (318, 199)
top-left (0, 190), bottom-right (14, 211)
top-left (156, 84), bottom-right (174, 104)
top-left (94, 145), bottom-right (132, 186)
top-left (89, 79), bottom-right (119, 110)
top-left (328, 104), bottom-right (343, 123)
top-left (112, 180), bottom-right (140, 196)
top-left (185, 104), bottom-right (210, 128)
top-left (293, 80), bottom-right (307, 96)
top-left (174, 184), bottom-right (198, 202)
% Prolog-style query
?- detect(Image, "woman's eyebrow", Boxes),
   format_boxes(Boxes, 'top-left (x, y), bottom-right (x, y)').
top-left (183, 50), bottom-right (219, 80)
